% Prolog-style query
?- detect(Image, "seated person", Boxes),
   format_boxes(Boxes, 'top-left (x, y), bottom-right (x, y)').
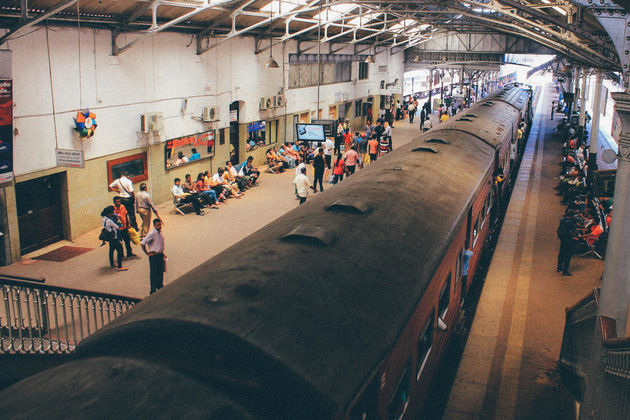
top-left (195, 173), bottom-right (219, 208)
top-left (278, 146), bottom-right (296, 168)
top-left (171, 178), bottom-right (203, 215)
top-left (175, 151), bottom-right (189, 166)
top-left (204, 170), bottom-right (228, 201)
top-left (240, 156), bottom-right (260, 185)
top-left (266, 148), bottom-right (284, 173)
top-left (189, 148), bottom-right (201, 161)
top-left (213, 168), bottom-right (242, 198)
top-left (182, 174), bottom-right (196, 193)
top-left (271, 146), bottom-right (289, 168)
top-left (225, 161), bottom-right (248, 192)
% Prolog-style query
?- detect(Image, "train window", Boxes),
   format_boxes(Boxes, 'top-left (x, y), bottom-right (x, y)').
top-left (416, 312), bottom-right (434, 381)
top-left (438, 274), bottom-right (451, 319)
top-left (473, 213), bottom-right (482, 246)
top-left (485, 194), bottom-right (492, 215)
top-left (387, 361), bottom-right (411, 420)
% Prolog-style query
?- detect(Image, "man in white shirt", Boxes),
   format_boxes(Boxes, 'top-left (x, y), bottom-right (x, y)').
top-left (141, 218), bottom-right (166, 294)
top-left (171, 178), bottom-right (203, 215)
top-left (109, 172), bottom-right (138, 230)
top-left (383, 121), bottom-right (393, 152)
top-left (423, 116), bottom-right (433, 132)
top-left (323, 137), bottom-right (334, 170)
top-left (293, 166), bottom-right (310, 205)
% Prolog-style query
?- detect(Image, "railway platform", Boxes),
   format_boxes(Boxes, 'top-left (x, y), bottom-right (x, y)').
top-left (443, 83), bottom-right (605, 419)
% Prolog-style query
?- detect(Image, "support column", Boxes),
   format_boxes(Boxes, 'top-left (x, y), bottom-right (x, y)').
top-left (581, 91), bottom-right (630, 420)
top-left (566, 67), bottom-right (575, 119)
top-left (579, 68), bottom-right (587, 142)
top-left (589, 71), bottom-right (603, 171)
top-left (428, 68), bottom-right (433, 113)
top-left (598, 92), bottom-right (630, 333)
top-left (440, 70), bottom-right (444, 104)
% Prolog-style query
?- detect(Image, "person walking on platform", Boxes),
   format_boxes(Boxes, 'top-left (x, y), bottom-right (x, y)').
top-left (311, 148), bottom-right (325, 193)
top-left (109, 172), bottom-right (138, 231)
top-left (551, 101), bottom-right (555, 120)
top-left (141, 218), bottom-right (166, 294)
top-left (556, 210), bottom-right (576, 276)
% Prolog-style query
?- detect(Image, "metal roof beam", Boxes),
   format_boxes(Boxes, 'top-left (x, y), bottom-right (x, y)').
top-left (0, 0), bottom-right (79, 47)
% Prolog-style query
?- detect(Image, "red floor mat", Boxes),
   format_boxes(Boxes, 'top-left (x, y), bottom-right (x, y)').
top-left (34, 246), bottom-right (94, 262)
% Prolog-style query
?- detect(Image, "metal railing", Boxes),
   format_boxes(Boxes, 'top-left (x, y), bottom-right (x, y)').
top-left (558, 288), bottom-right (600, 401)
top-left (1, 275), bottom-right (140, 354)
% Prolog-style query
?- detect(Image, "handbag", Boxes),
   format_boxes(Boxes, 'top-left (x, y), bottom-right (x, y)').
top-left (98, 227), bottom-right (115, 242)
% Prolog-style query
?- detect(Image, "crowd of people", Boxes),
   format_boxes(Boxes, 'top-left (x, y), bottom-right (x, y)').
top-left (554, 109), bottom-right (611, 276)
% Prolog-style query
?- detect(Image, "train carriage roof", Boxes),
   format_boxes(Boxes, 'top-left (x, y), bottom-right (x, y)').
top-left (71, 127), bottom-right (496, 416)
top-left (431, 91), bottom-right (526, 149)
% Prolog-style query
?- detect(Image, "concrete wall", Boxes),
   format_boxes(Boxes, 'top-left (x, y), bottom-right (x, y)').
top-left (0, 25), bottom-right (404, 259)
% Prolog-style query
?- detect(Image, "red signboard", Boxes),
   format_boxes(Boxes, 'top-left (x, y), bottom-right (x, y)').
top-left (0, 80), bottom-right (13, 183)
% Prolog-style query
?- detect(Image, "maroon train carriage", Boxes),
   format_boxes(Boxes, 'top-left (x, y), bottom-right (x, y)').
top-left (0, 87), bottom-right (532, 420)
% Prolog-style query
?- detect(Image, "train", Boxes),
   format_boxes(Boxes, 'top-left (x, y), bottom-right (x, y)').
top-left (0, 85), bottom-right (533, 419)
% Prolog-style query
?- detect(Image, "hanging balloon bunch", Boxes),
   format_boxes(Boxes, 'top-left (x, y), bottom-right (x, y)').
top-left (73, 109), bottom-right (97, 138)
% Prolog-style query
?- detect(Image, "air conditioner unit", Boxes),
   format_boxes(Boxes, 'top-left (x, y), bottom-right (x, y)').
top-left (140, 112), bottom-right (164, 133)
top-left (274, 95), bottom-right (285, 107)
top-left (260, 97), bottom-right (272, 110)
top-left (202, 106), bottom-right (219, 122)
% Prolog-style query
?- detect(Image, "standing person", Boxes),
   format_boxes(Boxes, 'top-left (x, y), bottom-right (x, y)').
top-left (357, 134), bottom-right (368, 167)
top-left (141, 218), bottom-right (166, 294)
top-left (344, 145), bottom-right (359, 175)
top-left (135, 183), bottom-right (162, 240)
top-left (419, 105), bottom-right (427, 130)
top-left (332, 154), bottom-right (345, 184)
top-left (335, 123), bottom-right (344, 155)
top-left (551, 101), bottom-right (555, 120)
top-left (379, 133), bottom-right (391, 157)
top-left (113, 196), bottom-right (137, 259)
top-left (293, 166), bottom-right (310, 205)
top-left (109, 172), bottom-right (138, 231)
top-left (311, 148), bottom-right (325, 193)
top-left (323, 136), bottom-right (334, 175)
top-left (557, 210), bottom-right (576, 276)
top-left (101, 206), bottom-right (127, 271)
top-left (408, 101), bottom-right (416, 124)
top-left (368, 135), bottom-right (379, 163)
top-left (383, 121), bottom-right (393, 152)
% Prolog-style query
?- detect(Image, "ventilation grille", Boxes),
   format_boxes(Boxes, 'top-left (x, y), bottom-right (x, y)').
top-left (325, 199), bottom-right (371, 215)
top-left (412, 147), bottom-right (438, 153)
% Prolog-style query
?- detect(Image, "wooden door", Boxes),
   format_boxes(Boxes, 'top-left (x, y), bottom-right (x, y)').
top-left (16, 174), bottom-right (64, 254)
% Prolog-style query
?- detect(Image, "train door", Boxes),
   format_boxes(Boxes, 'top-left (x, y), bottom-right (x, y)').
top-left (16, 173), bottom-right (65, 254)
top-left (229, 101), bottom-right (240, 165)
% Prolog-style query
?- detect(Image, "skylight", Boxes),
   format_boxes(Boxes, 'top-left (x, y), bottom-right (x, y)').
top-left (390, 19), bottom-right (422, 33)
top-left (260, 0), bottom-right (307, 14)
top-left (348, 12), bottom-right (382, 27)
top-left (313, 3), bottom-right (357, 22)
top-left (541, 0), bottom-right (567, 16)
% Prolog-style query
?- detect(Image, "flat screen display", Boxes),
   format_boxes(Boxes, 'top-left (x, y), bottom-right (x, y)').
top-left (295, 123), bottom-right (326, 142)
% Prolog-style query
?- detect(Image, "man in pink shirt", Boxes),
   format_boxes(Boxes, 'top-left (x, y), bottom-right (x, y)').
top-left (344, 145), bottom-right (360, 175)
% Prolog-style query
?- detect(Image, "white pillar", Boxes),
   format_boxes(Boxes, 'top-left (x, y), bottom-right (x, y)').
top-left (599, 92), bottom-right (630, 333)
top-left (589, 71), bottom-right (603, 167)
top-left (579, 68), bottom-right (587, 127)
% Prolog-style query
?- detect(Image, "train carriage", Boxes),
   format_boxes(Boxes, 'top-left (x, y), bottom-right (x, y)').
top-left (0, 87), bottom-right (532, 419)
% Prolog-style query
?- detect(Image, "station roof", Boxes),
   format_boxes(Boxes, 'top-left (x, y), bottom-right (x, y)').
top-left (0, 1), bottom-right (622, 70)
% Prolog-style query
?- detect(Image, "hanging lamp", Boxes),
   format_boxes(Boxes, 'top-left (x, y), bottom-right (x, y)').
top-left (265, 10), bottom-right (279, 68)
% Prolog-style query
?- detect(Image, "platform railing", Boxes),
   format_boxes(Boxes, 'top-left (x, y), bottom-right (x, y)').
top-left (0, 275), bottom-right (140, 354)
top-left (559, 288), bottom-right (600, 401)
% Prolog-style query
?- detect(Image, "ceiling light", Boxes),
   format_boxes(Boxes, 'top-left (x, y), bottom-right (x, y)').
top-left (365, 55), bottom-right (375, 64)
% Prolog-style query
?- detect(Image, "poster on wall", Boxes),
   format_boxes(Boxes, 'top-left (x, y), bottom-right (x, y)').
top-left (0, 80), bottom-right (12, 184)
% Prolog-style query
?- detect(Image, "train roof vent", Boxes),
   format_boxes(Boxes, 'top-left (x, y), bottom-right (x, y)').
top-left (466, 114), bottom-right (478, 117)
top-left (426, 138), bottom-right (449, 144)
top-left (458, 118), bottom-right (473, 122)
top-left (282, 225), bottom-right (336, 246)
top-left (481, 103), bottom-right (493, 107)
top-left (486, 101), bottom-right (495, 104)
top-left (325, 198), bottom-right (371, 215)
top-left (412, 146), bottom-right (438, 153)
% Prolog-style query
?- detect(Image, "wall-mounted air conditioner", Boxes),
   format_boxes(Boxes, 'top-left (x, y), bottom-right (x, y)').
top-left (274, 95), bottom-right (285, 107)
top-left (260, 97), bottom-right (272, 110)
top-left (202, 106), bottom-right (219, 122)
top-left (140, 112), bottom-right (164, 133)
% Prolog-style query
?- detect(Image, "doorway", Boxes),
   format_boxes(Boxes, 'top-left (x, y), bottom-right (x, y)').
top-left (229, 101), bottom-right (240, 165)
top-left (16, 173), bottom-right (65, 254)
